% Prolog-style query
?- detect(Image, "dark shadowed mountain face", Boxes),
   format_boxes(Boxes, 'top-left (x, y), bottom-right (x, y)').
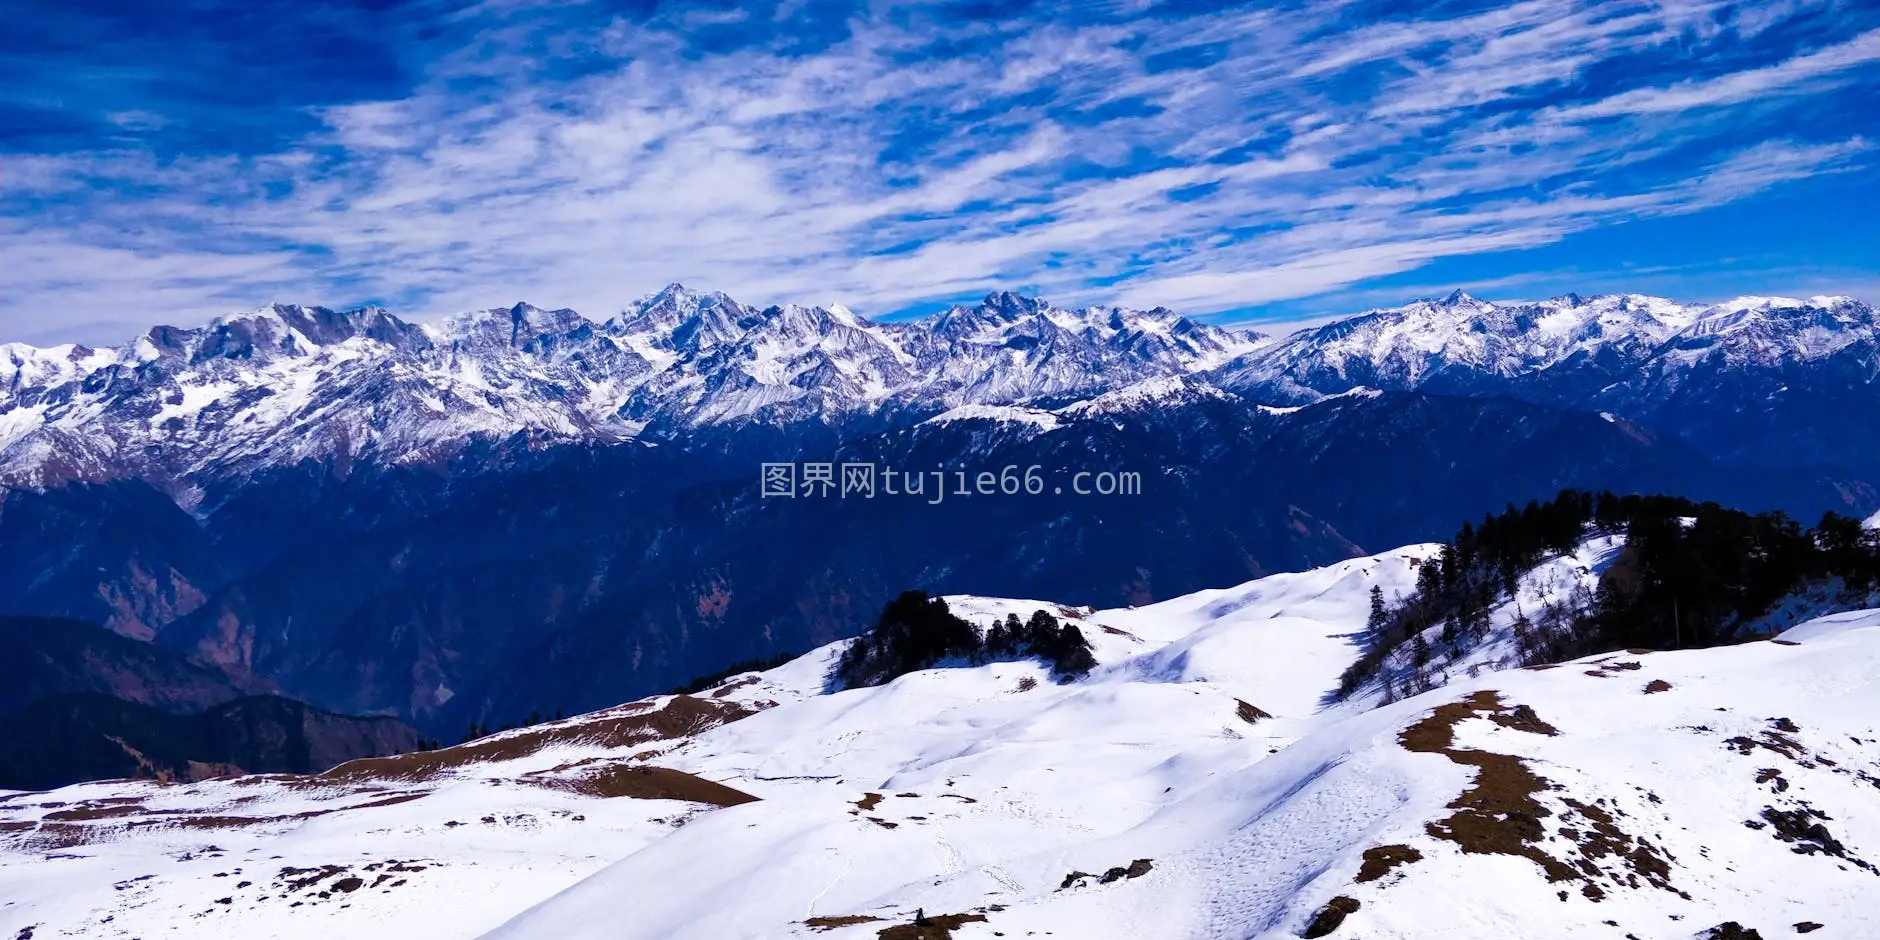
top-left (0, 615), bottom-right (265, 716)
top-left (0, 483), bottom-right (225, 640)
top-left (0, 693), bottom-right (423, 791)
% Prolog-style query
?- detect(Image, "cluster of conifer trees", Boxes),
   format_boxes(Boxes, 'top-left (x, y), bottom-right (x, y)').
top-left (1337, 489), bottom-right (1880, 700)
top-left (832, 590), bottom-right (1097, 689)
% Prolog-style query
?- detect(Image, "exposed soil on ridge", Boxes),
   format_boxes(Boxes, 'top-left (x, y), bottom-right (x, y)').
top-left (804, 914), bottom-right (883, 930)
top-left (321, 695), bottom-right (757, 784)
top-left (522, 764), bottom-right (759, 807)
top-left (1237, 699), bottom-right (1273, 724)
top-left (1302, 896), bottom-right (1360, 938)
top-left (875, 911), bottom-right (990, 939)
top-left (1399, 689), bottom-right (1688, 903)
top-left (1354, 844), bottom-right (1422, 883)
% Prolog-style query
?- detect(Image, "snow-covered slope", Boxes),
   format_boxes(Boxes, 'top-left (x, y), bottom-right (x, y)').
top-left (7, 541), bottom-right (1875, 940)
top-left (0, 693), bottom-right (766, 940)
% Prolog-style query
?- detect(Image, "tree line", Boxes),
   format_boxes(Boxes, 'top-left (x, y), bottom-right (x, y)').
top-left (831, 590), bottom-right (1098, 689)
top-left (1337, 489), bottom-right (1880, 701)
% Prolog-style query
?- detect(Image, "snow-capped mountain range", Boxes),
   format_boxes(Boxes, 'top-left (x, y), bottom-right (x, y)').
top-left (0, 287), bottom-right (1261, 489)
top-left (3, 286), bottom-right (1874, 489)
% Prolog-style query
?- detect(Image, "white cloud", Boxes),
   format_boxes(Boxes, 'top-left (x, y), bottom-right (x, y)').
top-left (2, 0), bottom-right (1875, 342)
top-left (1548, 26), bottom-right (1880, 120)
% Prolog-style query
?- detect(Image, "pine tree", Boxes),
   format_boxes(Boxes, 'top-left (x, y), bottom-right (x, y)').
top-left (1365, 585), bottom-right (1388, 640)
top-left (1048, 624), bottom-right (1097, 680)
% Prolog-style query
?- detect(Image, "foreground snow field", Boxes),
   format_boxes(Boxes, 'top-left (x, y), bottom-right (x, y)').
top-left (4, 544), bottom-right (1877, 940)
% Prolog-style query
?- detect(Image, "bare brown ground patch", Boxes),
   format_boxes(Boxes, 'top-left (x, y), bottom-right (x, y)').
top-left (1102, 858), bottom-right (1153, 882)
top-left (1644, 680), bottom-right (1672, 694)
top-left (1060, 858), bottom-right (1153, 889)
top-left (320, 695), bottom-right (758, 784)
top-left (1301, 896), bottom-right (1360, 938)
top-left (1559, 798), bottom-right (1676, 893)
top-left (1401, 690), bottom-right (1690, 901)
top-left (9, 822), bottom-right (96, 851)
top-left (1584, 661), bottom-right (1643, 678)
top-left (3, 792), bottom-right (430, 850)
top-left (1399, 690), bottom-right (1577, 883)
top-left (1237, 700), bottom-right (1273, 724)
top-left (41, 803), bottom-right (149, 822)
top-left (1354, 844), bottom-right (1422, 883)
top-left (1720, 718), bottom-right (1880, 793)
top-left (853, 792), bottom-right (883, 812)
top-left (1700, 923), bottom-right (1765, 940)
top-left (1757, 804), bottom-right (1877, 873)
top-left (711, 676), bottom-right (763, 698)
top-left (875, 912), bottom-right (989, 939)
top-left (1725, 719), bottom-right (1811, 764)
top-left (804, 914), bottom-right (883, 930)
top-left (1487, 703), bottom-right (1560, 736)
top-left (522, 764), bottom-right (757, 806)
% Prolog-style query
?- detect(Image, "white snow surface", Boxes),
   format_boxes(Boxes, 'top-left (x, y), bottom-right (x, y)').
top-left (5, 545), bottom-right (1878, 940)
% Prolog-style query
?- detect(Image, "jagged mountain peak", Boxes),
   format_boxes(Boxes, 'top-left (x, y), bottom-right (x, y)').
top-left (982, 289), bottom-right (1051, 318)
top-left (608, 283), bottom-right (756, 353)
top-left (618, 282), bottom-right (743, 319)
top-left (141, 302), bottom-right (427, 363)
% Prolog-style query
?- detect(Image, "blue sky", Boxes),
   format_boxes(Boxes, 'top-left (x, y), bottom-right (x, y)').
top-left (4, 0), bottom-right (1877, 344)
